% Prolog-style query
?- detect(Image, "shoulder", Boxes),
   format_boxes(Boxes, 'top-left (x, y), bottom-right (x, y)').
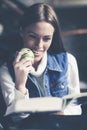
top-left (0, 63), bottom-right (8, 74)
top-left (66, 53), bottom-right (79, 81)
top-left (54, 52), bottom-right (78, 71)
top-left (67, 53), bottom-right (78, 67)
top-left (48, 52), bottom-right (77, 63)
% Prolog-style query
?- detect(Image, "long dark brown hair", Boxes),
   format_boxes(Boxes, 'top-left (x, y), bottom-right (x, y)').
top-left (19, 3), bottom-right (66, 54)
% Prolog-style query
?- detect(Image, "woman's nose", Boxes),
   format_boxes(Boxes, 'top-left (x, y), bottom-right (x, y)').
top-left (36, 38), bottom-right (43, 47)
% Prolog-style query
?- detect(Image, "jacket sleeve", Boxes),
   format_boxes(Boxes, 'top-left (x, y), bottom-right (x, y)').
top-left (64, 53), bottom-right (82, 115)
top-left (0, 63), bottom-right (29, 106)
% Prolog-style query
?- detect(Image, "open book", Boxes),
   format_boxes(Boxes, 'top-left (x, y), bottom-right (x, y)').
top-left (5, 92), bottom-right (87, 116)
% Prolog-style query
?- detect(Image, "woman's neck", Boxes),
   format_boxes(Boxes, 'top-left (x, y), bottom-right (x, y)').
top-left (30, 52), bottom-right (47, 76)
top-left (33, 60), bottom-right (42, 71)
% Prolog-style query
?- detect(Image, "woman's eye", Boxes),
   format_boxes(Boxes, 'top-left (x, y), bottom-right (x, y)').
top-left (28, 34), bottom-right (37, 39)
top-left (43, 37), bottom-right (51, 42)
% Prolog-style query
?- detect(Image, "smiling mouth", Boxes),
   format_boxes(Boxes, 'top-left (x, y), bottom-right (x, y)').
top-left (33, 50), bottom-right (44, 55)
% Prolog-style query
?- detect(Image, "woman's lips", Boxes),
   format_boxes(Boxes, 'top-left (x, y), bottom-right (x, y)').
top-left (33, 50), bottom-right (44, 55)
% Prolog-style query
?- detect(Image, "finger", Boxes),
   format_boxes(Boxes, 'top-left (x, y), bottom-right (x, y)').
top-left (14, 49), bottom-right (29, 62)
top-left (25, 66), bottom-right (34, 74)
top-left (20, 57), bottom-right (34, 65)
top-left (13, 52), bottom-right (22, 64)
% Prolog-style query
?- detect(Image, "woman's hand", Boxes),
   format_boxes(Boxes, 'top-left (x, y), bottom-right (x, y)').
top-left (13, 50), bottom-right (34, 94)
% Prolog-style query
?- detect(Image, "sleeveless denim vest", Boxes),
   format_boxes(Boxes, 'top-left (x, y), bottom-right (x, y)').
top-left (7, 52), bottom-right (68, 98)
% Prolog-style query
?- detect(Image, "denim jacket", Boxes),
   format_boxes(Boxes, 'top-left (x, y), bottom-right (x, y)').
top-left (7, 52), bottom-right (68, 98)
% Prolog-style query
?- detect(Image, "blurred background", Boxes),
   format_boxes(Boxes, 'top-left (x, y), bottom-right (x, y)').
top-left (0, 0), bottom-right (87, 91)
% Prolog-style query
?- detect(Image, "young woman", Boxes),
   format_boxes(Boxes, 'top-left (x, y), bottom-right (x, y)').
top-left (0, 3), bottom-right (81, 122)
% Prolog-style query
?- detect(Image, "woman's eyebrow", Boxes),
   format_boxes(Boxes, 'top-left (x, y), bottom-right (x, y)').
top-left (27, 31), bottom-right (38, 36)
top-left (27, 31), bottom-right (52, 37)
top-left (44, 35), bottom-right (52, 37)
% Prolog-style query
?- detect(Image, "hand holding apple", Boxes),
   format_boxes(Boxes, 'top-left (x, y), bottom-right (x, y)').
top-left (20, 48), bottom-right (34, 61)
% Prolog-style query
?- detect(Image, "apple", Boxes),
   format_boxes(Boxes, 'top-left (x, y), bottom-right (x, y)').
top-left (20, 48), bottom-right (34, 60)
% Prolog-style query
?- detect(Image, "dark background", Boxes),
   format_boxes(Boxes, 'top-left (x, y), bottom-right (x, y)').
top-left (56, 7), bottom-right (87, 84)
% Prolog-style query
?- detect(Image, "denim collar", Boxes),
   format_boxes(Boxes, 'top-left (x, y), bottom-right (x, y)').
top-left (47, 53), bottom-right (63, 72)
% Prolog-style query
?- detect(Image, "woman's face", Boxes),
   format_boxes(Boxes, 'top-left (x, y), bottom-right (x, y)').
top-left (20, 21), bottom-right (54, 64)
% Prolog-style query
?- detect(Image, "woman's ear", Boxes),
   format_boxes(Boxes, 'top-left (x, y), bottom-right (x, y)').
top-left (19, 27), bottom-right (24, 38)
